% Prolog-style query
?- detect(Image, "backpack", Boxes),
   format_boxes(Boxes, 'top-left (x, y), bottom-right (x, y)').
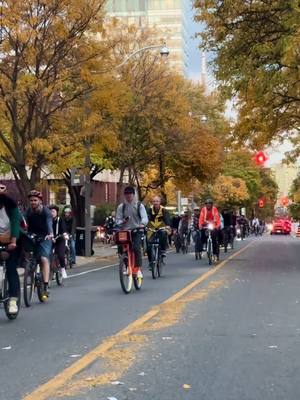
top-left (122, 201), bottom-right (142, 221)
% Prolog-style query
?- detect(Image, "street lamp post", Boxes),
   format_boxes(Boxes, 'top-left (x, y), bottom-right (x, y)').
top-left (83, 42), bottom-right (169, 257)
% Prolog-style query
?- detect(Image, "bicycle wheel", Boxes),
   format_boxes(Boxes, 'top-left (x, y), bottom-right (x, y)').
top-left (158, 251), bottom-right (164, 277)
top-left (4, 274), bottom-right (21, 320)
top-left (65, 248), bottom-right (72, 269)
top-left (151, 247), bottom-right (159, 279)
top-left (119, 255), bottom-right (133, 294)
top-left (207, 240), bottom-right (213, 266)
top-left (36, 273), bottom-right (47, 303)
top-left (56, 270), bottom-right (63, 286)
top-left (23, 261), bottom-right (35, 307)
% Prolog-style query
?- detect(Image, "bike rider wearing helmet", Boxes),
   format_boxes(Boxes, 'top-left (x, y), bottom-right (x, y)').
top-left (25, 190), bottom-right (53, 300)
top-left (62, 206), bottom-right (76, 266)
top-left (115, 186), bottom-right (148, 279)
top-left (49, 205), bottom-right (68, 279)
top-left (146, 195), bottom-right (171, 268)
top-left (0, 184), bottom-right (22, 314)
top-left (199, 199), bottom-right (221, 260)
top-left (178, 210), bottom-right (191, 246)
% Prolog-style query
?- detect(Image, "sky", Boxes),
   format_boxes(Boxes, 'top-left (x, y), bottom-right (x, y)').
top-left (186, 1), bottom-right (202, 82)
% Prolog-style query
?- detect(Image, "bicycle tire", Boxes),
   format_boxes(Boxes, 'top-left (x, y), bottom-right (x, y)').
top-left (23, 261), bottom-right (35, 307)
top-left (151, 247), bottom-right (159, 280)
top-left (207, 240), bottom-right (213, 266)
top-left (119, 256), bottom-right (133, 294)
top-left (4, 274), bottom-right (21, 320)
top-left (36, 275), bottom-right (46, 303)
top-left (158, 253), bottom-right (164, 277)
top-left (56, 270), bottom-right (63, 286)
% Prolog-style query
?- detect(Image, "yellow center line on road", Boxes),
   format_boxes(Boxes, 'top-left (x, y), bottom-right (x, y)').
top-left (23, 241), bottom-right (254, 400)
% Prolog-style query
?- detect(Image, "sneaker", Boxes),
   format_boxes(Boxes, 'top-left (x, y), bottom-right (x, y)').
top-left (41, 289), bottom-right (50, 301)
top-left (61, 268), bottom-right (68, 279)
top-left (8, 298), bottom-right (18, 314)
top-left (137, 270), bottom-right (143, 279)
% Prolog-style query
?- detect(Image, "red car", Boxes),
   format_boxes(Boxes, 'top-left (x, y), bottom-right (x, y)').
top-left (271, 219), bottom-right (291, 235)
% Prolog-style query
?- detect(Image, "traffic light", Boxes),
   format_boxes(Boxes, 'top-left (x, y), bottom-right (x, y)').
top-left (254, 151), bottom-right (268, 166)
top-left (258, 198), bottom-right (265, 208)
top-left (280, 197), bottom-right (289, 207)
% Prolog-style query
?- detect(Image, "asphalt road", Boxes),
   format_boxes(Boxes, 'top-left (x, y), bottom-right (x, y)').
top-left (1, 235), bottom-right (299, 400)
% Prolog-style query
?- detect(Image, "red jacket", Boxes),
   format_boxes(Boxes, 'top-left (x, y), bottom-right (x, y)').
top-left (199, 206), bottom-right (221, 229)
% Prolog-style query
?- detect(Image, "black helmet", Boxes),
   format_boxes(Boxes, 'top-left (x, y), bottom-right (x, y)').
top-left (205, 198), bottom-right (213, 205)
top-left (49, 204), bottom-right (59, 213)
top-left (124, 186), bottom-right (135, 195)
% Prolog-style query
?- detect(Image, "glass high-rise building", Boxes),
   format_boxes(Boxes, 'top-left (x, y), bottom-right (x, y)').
top-left (106, 0), bottom-right (189, 76)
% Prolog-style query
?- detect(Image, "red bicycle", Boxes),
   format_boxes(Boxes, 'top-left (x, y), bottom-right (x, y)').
top-left (115, 229), bottom-right (143, 294)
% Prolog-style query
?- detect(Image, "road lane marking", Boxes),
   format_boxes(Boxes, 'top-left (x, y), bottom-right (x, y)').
top-left (23, 241), bottom-right (253, 400)
top-left (66, 263), bottom-right (118, 279)
top-left (66, 249), bottom-right (174, 279)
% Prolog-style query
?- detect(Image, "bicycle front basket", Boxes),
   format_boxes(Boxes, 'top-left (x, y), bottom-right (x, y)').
top-left (115, 230), bottom-right (132, 245)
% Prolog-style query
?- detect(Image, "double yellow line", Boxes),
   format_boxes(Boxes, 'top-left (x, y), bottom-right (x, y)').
top-left (23, 241), bottom-right (253, 400)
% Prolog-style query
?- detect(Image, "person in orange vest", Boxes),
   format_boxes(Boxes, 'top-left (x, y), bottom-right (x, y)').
top-left (199, 199), bottom-right (221, 260)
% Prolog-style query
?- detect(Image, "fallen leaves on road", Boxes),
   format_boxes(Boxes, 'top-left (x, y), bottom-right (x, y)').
top-left (111, 381), bottom-right (124, 385)
top-left (2, 345), bottom-right (12, 350)
top-left (70, 354), bottom-right (81, 358)
top-left (55, 279), bottom-right (225, 398)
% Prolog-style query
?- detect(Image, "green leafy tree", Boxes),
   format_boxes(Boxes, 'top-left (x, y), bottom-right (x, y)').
top-left (194, 0), bottom-right (300, 156)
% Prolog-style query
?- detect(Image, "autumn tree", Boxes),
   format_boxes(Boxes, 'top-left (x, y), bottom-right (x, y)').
top-left (289, 174), bottom-right (300, 219)
top-left (194, 0), bottom-right (300, 155)
top-left (0, 0), bottom-right (113, 202)
top-left (211, 175), bottom-right (249, 208)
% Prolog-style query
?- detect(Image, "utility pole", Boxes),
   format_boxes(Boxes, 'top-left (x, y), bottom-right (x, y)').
top-left (84, 141), bottom-right (91, 257)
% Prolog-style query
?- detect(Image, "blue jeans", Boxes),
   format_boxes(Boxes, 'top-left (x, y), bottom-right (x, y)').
top-left (70, 238), bottom-right (76, 263)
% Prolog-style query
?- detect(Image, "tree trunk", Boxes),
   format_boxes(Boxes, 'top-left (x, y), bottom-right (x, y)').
top-left (12, 165), bottom-right (42, 206)
top-left (158, 155), bottom-right (167, 206)
top-left (117, 166), bottom-right (125, 204)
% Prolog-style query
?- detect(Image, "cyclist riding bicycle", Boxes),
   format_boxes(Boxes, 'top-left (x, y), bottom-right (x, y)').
top-left (62, 207), bottom-right (76, 266)
top-left (221, 208), bottom-right (234, 247)
top-left (24, 190), bottom-right (53, 300)
top-left (49, 205), bottom-right (68, 279)
top-left (178, 211), bottom-right (191, 250)
top-left (190, 207), bottom-right (202, 253)
top-left (199, 199), bottom-right (221, 261)
top-left (115, 186), bottom-right (148, 279)
top-left (0, 184), bottom-right (22, 314)
top-left (146, 196), bottom-right (171, 269)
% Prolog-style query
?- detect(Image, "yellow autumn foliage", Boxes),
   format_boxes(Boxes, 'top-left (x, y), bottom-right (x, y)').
top-left (212, 175), bottom-right (249, 207)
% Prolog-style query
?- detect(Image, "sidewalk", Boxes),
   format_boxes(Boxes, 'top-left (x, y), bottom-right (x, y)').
top-left (75, 242), bottom-right (118, 268)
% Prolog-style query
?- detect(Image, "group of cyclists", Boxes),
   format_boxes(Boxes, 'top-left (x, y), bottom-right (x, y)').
top-left (0, 186), bottom-right (76, 317)
top-left (0, 183), bottom-right (264, 318)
